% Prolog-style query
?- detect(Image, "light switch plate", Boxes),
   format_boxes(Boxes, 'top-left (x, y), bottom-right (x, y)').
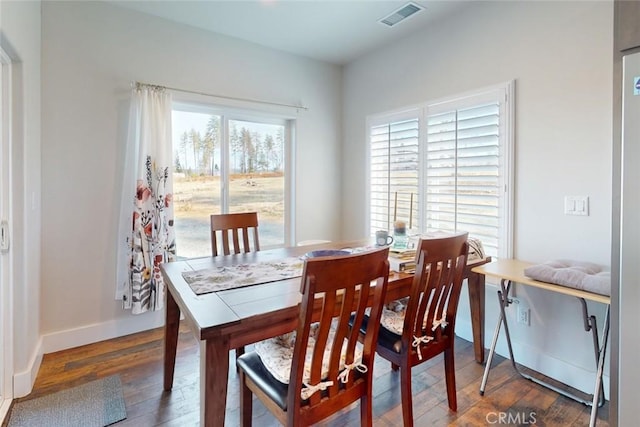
top-left (0, 220), bottom-right (9, 253)
top-left (564, 196), bottom-right (589, 216)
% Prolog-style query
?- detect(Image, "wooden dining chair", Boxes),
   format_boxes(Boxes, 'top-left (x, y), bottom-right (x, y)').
top-left (210, 212), bottom-right (260, 256)
top-left (210, 211), bottom-right (260, 360)
top-left (236, 248), bottom-right (391, 427)
top-left (355, 232), bottom-right (468, 427)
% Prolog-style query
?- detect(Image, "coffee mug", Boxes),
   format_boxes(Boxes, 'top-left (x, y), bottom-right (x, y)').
top-left (375, 230), bottom-right (394, 246)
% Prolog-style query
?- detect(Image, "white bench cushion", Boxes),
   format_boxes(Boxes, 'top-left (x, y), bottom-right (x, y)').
top-left (523, 259), bottom-right (610, 296)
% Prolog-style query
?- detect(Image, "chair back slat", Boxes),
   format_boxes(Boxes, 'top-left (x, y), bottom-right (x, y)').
top-left (210, 212), bottom-right (260, 256)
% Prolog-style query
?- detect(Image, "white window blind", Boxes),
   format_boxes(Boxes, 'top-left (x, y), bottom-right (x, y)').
top-left (425, 102), bottom-right (501, 257)
top-left (368, 82), bottom-right (513, 259)
top-left (369, 117), bottom-right (420, 235)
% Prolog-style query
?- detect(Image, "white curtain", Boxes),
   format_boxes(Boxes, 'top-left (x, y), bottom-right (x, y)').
top-left (116, 84), bottom-right (176, 314)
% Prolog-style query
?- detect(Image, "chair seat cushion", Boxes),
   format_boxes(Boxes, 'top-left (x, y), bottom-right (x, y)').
top-left (356, 314), bottom-right (404, 354)
top-left (358, 299), bottom-right (450, 356)
top-left (380, 298), bottom-right (409, 336)
top-left (237, 351), bottom-right (290, 410)
top-left (523, 259), bottom-right (611, 296)
top-left (380, 297), bottom-right (440, 335)
top-left (253, 321), bottom-right (363, 385)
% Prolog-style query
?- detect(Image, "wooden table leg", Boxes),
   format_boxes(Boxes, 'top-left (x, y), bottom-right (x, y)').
top-left (201, 337), bottom-right (230, 427)
top-left (164, 289), bottom-right (180, 391)
top-left (467, 271), bottom-right (486, 364)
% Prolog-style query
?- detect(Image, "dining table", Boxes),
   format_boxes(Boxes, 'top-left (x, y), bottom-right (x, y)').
top-left (160, 238), bottom-right (491, 427)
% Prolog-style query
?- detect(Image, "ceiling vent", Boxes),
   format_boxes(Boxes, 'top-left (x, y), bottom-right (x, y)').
top-left (379, 2), bottom-right (424, 27)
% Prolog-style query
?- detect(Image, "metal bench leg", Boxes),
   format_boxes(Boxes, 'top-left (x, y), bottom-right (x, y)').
top-left (480, 282), bottom-right (609, 414)
top-left (589, 305), bottom-right (610, 427)
top-left (479, 307), bottom-right (502, 395)
top-left (580, 297), bottom-right (606, 407)
top-left (480, 279), bottom-right (512, 395)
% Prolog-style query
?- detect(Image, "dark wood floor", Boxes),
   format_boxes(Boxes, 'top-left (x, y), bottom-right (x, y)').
top-left (8, 323), bottom-right (609, 426)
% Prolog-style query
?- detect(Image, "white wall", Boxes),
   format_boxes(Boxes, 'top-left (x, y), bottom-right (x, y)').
top-left (40, 1), bottom-right (341, 352)
top-left (0, 0), bottom-right (42, 397)
top-left (343, 1), bottom-right (613, 394)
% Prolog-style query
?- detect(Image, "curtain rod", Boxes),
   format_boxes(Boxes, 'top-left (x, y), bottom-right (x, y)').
top-left (133, 81), bottom-right (308, 111)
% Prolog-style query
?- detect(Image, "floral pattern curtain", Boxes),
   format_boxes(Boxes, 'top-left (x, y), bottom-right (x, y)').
top-left (116, 84), bottom-right (176, 314)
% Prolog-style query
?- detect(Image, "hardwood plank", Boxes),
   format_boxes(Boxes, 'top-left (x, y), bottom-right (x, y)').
top-left (7, 326), bottom-right (609, 427)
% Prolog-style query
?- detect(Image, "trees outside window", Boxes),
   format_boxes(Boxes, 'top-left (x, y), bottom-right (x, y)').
top-left (172, 106), bottom-right (290, 258)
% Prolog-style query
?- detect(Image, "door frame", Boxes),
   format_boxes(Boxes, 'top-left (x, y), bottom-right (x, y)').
top-left (0, 46), bottom-right (14, 420)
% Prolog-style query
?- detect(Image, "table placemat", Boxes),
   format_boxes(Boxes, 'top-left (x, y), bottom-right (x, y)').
top-left (182, 257), bottom-right (306, 295)
top-left (182, 245), bottom-right (379, 295)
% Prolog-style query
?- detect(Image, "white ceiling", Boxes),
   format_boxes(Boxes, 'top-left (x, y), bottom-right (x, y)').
top-left (109, 0), bottom-right (469, 65)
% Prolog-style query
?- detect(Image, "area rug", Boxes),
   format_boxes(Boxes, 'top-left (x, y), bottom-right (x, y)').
top-left (7, 375), bottom-right (126, 427)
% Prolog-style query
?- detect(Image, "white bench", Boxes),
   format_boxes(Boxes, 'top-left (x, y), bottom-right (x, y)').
top-left (472, 259), bottom-right (610, 427)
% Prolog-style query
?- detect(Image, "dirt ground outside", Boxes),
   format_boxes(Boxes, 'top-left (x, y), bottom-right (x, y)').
top-left (172, 174), bottom-right (285, 258)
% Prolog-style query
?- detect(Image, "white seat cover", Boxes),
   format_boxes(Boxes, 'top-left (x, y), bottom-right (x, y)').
top-left (254, 320), bottom-right (363, 385)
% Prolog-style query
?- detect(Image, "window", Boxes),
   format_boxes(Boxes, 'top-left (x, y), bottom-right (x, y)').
top-left (368, 82), bottom-right (514, 259)
top-left (369, 112), bottom-right (420, 233)
top-left (172, 103), bottom-right (292, 258)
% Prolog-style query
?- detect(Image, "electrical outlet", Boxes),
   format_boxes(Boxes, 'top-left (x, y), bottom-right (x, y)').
top-left (517, 304), bottom-right (530, 326)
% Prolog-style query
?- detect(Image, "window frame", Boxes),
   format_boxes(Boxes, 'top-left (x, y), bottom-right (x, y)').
top-left (366, 81), bottom-right (514, 259)
top-left (171, 98), bottom-right (295, 249)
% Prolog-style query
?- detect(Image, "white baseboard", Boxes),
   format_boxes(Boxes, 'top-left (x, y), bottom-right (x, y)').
top-left (13, 336), bottom-right (43, 398)
top-left (42, 311), bottom-right (166, 354)
top-left (455, 319), bottom-right (610, 397)
top-left (13, 311), bottom-right (165, 398)
top-left (0, 397), bottom-right (12, 425)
